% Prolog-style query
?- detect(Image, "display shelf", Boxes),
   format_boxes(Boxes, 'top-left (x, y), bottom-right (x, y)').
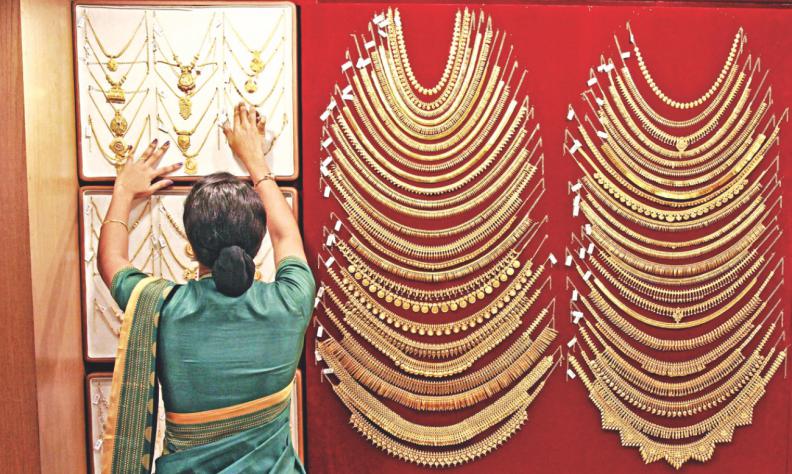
top-left (73, 2), bottom-right (299, 181)
top-left (79, 185), bottom-right (298, 362)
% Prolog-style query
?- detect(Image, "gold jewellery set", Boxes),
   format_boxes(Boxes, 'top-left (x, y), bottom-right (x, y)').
top-left (312, 9), bottom-right (557, 467)
top-left (79, 9), bottom-right (290, 175)
top-left (564, 24), bottom-right (787, 469)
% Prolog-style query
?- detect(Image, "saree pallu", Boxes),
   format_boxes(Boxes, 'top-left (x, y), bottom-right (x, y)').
top-left (103, 276), bottom-right (305, 474)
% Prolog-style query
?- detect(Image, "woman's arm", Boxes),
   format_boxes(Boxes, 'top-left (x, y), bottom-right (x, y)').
top-left (223, 103), bottom-right (306, 264)
top-left (98, 140), bottom-right (181, 287)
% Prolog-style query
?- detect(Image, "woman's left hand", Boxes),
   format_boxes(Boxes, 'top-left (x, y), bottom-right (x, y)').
top-left (114, 139), bottom-right (181, 200)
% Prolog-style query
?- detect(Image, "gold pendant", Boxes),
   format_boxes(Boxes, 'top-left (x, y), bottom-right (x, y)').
top-left (107, 83), bottom-right (125, 104)
top-left (250, 51), bottom-right (264, 74)
top-left (675, 138), bottom-right (689, 152)
top-left (107, 58), bottom-right (118, 72)
top-left (109, 137), bottom-right (127, 157)
top-left (176, 132), bottom-right (191, 153)
top-left (185, 243), bottom-right (195, 259)
top-left (177, 66), bottom-right (196, 94)
top-left (184, 157), bottom-right (197, 175)
top-left (179, 96), bottom-right (192, 119)
top-left (110, 111), bottom-right (128, 137)
top-left (244, 78), bottom-right (258, 94)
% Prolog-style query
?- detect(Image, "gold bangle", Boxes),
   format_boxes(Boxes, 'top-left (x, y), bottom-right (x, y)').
top-left (102, 218), bottom-right (129, 232)
top-left (254, 173), bottom-right (275, 187)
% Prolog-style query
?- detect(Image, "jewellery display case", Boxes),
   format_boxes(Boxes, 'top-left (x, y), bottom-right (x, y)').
top-left (79, 186), bottom-right (298, 362)
top-left (73, 2), bottom-right (299, 181)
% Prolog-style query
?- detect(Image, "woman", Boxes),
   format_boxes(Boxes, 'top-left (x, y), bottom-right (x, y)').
top-left (97, 103), bottom-right (315, 473)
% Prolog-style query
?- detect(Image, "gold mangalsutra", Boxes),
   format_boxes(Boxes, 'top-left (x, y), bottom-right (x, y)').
top-left (85, 33), bottom-right (149, 105)
top-left (225, 11), bottom-right (284, 75)
top-left (157, 90), bottom-right (218, 174)
top-left (229, 60), bottom-right (285, 108)
top-left (225, 36), bottom-right (283, 94)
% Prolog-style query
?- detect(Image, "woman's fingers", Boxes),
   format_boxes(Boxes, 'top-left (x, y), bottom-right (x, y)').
top-left (139, 139), bottom-right (158, 162)
top-left (246, 105), bottom-right (257, 128)
top-left (234, 102), bottom-right (243, 128)
top-left (155, 162), bottom-right (182, 177)
top-left (148, 179), bottom-right (174, 194)
top-left (256, 114), bottom-right (266, 134)
top-left (222, 120), bottom-right (232, 137)
top-left (147, 142), bottom-right (171, 168)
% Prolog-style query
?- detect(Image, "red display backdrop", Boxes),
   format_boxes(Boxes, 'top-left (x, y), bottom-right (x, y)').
top-left (299, 3), bottom-right (792, 473)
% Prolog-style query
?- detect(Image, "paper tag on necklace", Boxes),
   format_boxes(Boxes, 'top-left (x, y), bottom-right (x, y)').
top-left (313, 297), bottom-right (321, 309)
top-left (567, 369), bottom-right (577, 379)
top-left (373, 13), bottom-right (385, 24)
top-left (378, 28), bottom-right (388, 38)
top-left (84, 124), bottom-right (92, 139)
top-left (317, 325), bottom-right (324, 338)
top-left (334, 219), bottom-right (342, 232)
top-left (325, 233), bottom-right (336, 247)
top-left (572, 289), bottom-right (579, 302)
top-left (571, 310), bottom-right (584, 324)
top-left (595, 97), bottom-right (605, 107)
top-left (583, 270), bottom-right (592, 281)
top-left (565, 255), bottom-right (573, 267)
top-left (323, 186), bottom-right (331, 198)
top-left (321, 137), bottom-right (333, 149)
top-left (327, 98), bottom-right (337, 111)
top-left (585, 223), bottom-right (592, 235)
top-left (342, 93), bottom-right (354, 101)
top-left (342, 84), bottom-right (353, 96)
top-left (587, 77), bottom-right (598, 87)
top-left (569, 140), bottom-right (582, 154)
top-left (364, 40), bottom-right (376, 51)
top-left (571, 181), bottom-right (582, 192)
top-left (92, 393), bottom-right (101, 405)
top-left (320, 165), bottom-right (329, 177)
top-left (317, 286), bottom-right (325, 298)
top-left (356, 57), bottom-right (371, 69)
top-left (578, 247), bottom-right (585, 259)
top-left (566, 107), bottom-right (575, 121)
top-left (548, 253), bottom-right (557, 265)
top-left (94, 439), bottom-right (103, 451)
top-left (621, 51), bottom-right (631, 59)
top-left (324, 256), bottom-right (335, 268)
top-left (567, 337), bottom-right (578, 348)
top-left (596, 130), bottom-right (608, 139)
top-left (341, 60), bottom-right (353, 72)
top-left (573, 194), bottom-right (581, 208)
top-left (320, 110), bottom-right (330, 122)
top-left (587, 243), bottom-right (595, 255)
top-left (315, 349), bottom-right (323, 362)
top-left (322, 156), bottom-right (333, 168)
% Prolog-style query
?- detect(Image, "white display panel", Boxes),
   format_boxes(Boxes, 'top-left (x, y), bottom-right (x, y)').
top-left (75, 3), bottom-right (298, 180)
top-left (81, 187), bottom-right (297, 361)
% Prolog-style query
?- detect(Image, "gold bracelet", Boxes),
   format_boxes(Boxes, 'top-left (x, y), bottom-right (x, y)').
top-left (102, 218), bottom-right (130, 232)
top-left (254, 173), bottom-right (275, 187)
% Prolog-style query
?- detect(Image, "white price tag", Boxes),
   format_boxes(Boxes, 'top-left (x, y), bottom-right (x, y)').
top-left (378, 28), bottom-right (388, 38)
top-left (567, 337), bottom-right (577, 348)
top-left (334, 219), bottom-right (342, 232)
top-left (92, 393), bottom-right (101, 405)
top-left (341, 60), bottom-right (353, 72)
top-left (572, 204), bottom-right (580, 217)
top-left (317, 286), bottom-right (325, 298)
top-left (313, 297), bottom-right (321, 309)
top-left (621, 51), bottom-right (631, 59)
top-left (323, 186), bottom-right (331, 198)
top-left (321, 137), bottom-right (333, 149)
top-left (567, 369), bottom-right (577, 379)
top-left (320, 165), bottom-right (329, 177)
top-left (94, 439), bottom-right (103, 451)
top-left (569, 140), bottom-right (582, 154)
top-left (325, 233), bottom-right (336, 247)
top-left (84, 124), bottom-right (92, 139)
top-left (566, 107), bottom-right (575, 121)
top-left (596, 130), bottom-right (608, 139)
top-left (317, 325), bottom-right (324, 338)
top-left (565, 255), bottom-right (573, 267)
top-left (327, 98), bottom-right (337, 111)
top-left (356, 57), bottom-right (371, 69)
top-left (573, 194), bottom-right (581, 208)
top-left (322, 156), bottom-right (333, 167)
top-left (587, 243), bottom-right (595, 255)
top-left (84, 203), bottom-right (92, 216)
top-left (572, 289), bottom-right (579, 302)
top-left (548, 253), bottom-right (558, 265)
top-left (595, 97), bottom-right (605, 107)
top-left (571, 311), bottom-right (584, 324)
top-left (587, 77), bottom-right (598, 87)
top-left (583, 270), bottom-right (592, 281)
top-left (315, 349), bottom-right (323, 362)
top-left (373, 13), bottom-right (385, 24)
top-left (322, 368), bottom-right (334, 375)
top-left (342, 92), bottom-right (354, 101)
top-left (578, 247), bottom-right (585, 259)
top-left (342, 84), bottom-right (353, 95)
top-left (324, 256), bottom-right (335, 268)
top-left (364, 40), bottom-right (375, 50)
top-left (571, 181), bottom-right (582, 192)
top-left (585, 224), bottom-right (592, 235)
top-left (320, 110), bottom-right (330, 122)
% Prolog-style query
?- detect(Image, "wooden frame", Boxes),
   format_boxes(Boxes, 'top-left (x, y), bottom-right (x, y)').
top-left (292, 368), bottom-right (305, 462)
top-left (85, 372), bottom-right (111, 474)
top-left (78, 185), bottom-right (299, 362)
top-left (72, 0), bottom-right (301, 182)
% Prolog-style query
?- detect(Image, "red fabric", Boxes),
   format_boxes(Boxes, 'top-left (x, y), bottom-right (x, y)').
top-left (298, 3), bottom-right (792, 473)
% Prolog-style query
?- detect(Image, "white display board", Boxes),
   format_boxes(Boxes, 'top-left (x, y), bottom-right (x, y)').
top-left (81, 187), bottom-right (297, 361)
top-left (74, 3), bottom-right (298, 180)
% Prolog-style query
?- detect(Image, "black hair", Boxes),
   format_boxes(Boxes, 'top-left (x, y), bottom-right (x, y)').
top-left (183, 172), bottom-right (266, 296)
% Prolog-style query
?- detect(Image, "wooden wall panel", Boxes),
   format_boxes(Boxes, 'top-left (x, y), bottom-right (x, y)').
top-left (0, 0), bottom-right (44, 471)
top-left (20, 0), bottom-right (86, 472)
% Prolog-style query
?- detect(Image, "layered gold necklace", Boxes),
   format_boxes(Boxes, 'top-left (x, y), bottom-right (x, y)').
top-left (312, 8), bottom-right (556, 467)
top-left (565, 24), bottom-right (785, 469)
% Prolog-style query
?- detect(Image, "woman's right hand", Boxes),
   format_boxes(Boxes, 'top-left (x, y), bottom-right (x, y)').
top-left (222, 102), bottom-right (272, 180)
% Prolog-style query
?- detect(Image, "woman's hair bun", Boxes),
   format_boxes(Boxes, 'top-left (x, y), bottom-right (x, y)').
top-left (212, 245), bottom-right (255, 297)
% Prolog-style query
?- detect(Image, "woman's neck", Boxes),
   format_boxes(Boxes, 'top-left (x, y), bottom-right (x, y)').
top-left (198, 263), bottom-right (212, 276)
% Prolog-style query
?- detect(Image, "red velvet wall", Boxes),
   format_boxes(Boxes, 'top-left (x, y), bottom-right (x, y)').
top-left (298, 3), bottom-right (792, 473)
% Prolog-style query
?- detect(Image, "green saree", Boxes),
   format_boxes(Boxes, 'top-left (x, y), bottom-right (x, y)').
top-left (104, 257), bottom-right (315, 474)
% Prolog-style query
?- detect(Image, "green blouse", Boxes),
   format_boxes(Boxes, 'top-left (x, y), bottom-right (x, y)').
top-left (111, 256), bottom-right (315, 473)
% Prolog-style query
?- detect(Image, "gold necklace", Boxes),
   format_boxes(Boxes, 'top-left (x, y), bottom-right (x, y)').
top-left (226, 12), bottom-right (284, 76)
top-left (85, 35), bottom-right (148, 105)
top-left (84, 12), bottom-right (146, 72)
top-left (629, 25), bottom-right (743, 109)
top-left (157, 90), bottom-right (218, 174)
